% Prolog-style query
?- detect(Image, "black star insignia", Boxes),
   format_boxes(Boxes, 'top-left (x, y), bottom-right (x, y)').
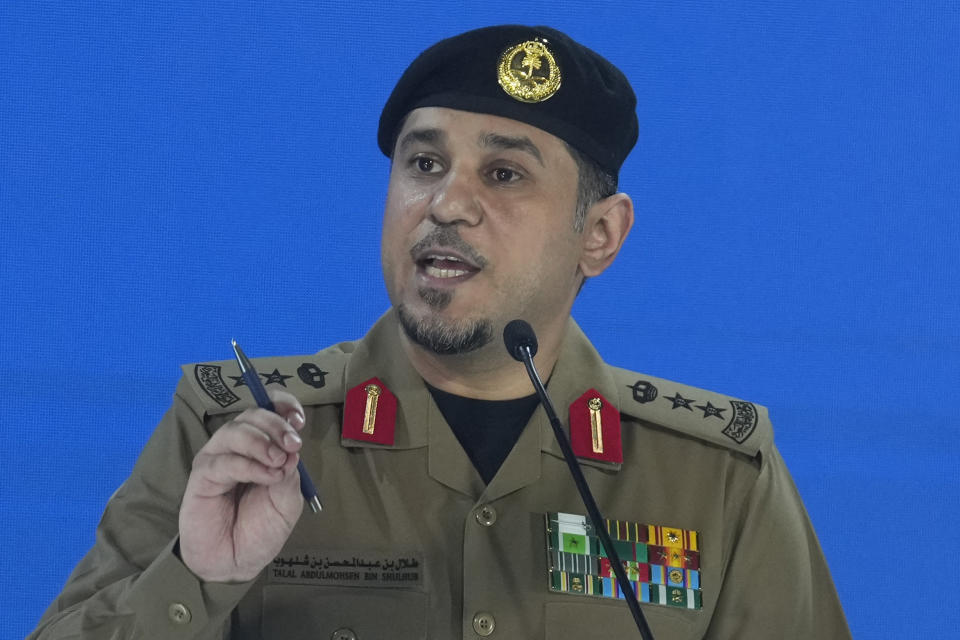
top-left (696, 401), bottom-right (726, 419)
top-left (228, 375), bottom-right (247, 388)
top-left (261, 369), bottom-right (293, 386)
top-left (665, 393), bottom-right (695, 410)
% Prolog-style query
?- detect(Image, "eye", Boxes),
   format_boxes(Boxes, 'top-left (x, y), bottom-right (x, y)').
top-left (490, 167), bottom-right (522, 183)
top-left (413, 155), bottom-right (442, 174)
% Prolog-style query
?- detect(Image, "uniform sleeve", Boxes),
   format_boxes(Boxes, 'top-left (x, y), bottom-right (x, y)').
top-left (27, 385), bottom-right (254, 640)
top-left (706, 444), bottom-right (852, 639)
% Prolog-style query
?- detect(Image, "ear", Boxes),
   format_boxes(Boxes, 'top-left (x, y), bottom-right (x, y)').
top-left (579, 192), bottom-right (634, 278)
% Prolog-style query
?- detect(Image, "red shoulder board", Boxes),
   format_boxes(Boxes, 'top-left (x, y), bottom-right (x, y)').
top-left (568, 388), bottom-right (622, 463)
top-left (342, 377), bottom-right (397, 445)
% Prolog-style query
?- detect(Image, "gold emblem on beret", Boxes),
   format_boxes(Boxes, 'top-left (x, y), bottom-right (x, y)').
top-left (497, 39), bottom-right (562, 103)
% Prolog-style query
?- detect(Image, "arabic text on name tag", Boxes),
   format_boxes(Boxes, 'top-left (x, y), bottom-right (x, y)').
top-left (271, 552), bottom-right (422, 588)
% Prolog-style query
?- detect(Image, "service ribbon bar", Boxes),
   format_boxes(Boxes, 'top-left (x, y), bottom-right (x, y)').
top-left (546, 512), bottom-right (703, 610)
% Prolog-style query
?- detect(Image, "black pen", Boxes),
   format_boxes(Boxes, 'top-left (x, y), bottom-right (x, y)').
top-left (232, 339), bottom-right (322, 514)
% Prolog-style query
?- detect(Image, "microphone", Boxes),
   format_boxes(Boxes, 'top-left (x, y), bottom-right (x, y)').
top-left (503, 319), bottom-right (538, 361)
top-left (504, 320), bottom-right (655, 640)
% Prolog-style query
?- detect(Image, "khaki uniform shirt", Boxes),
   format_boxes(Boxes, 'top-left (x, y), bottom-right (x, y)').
top-left (30, 311), bottom-right (851, 639)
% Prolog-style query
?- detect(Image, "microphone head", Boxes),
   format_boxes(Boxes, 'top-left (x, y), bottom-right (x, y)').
top-left (503, 319), bottom-right (538, 361)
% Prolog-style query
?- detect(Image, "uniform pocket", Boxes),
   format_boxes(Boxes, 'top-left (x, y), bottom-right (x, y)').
top-left (263, 585), bottom-right (428, 639)
top-left (544, 600), bottom-right (698, 639)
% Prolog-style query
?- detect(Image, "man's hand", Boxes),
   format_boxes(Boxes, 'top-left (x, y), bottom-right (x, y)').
top-left (178, 390), bottom-right (306, 583)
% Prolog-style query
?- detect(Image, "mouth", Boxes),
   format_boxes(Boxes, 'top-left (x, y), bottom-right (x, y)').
top-left (414, 250), bottom-right (482, 283)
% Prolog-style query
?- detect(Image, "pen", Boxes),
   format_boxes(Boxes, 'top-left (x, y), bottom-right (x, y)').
top-left (231, 339), bottom-right (323, 514)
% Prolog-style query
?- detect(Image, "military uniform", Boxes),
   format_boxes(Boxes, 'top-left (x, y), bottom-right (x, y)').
top-left (30, 310), bottom-right (851, 639)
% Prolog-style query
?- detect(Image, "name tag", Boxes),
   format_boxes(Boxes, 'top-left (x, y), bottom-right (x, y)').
top-left (269, 550), bottom-right (423, 589)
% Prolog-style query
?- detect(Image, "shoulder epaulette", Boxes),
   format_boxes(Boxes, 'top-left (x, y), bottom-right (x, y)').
top-left (609, 366), bottom-right (773, 457)
top-left (177, 342), bottom-right (354, 418)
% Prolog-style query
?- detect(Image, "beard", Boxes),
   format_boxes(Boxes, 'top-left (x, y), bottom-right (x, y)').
top-left (396, 286), bottom-right (493, 355)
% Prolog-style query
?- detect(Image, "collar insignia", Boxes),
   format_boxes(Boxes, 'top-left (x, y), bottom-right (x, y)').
top-left (497, 39), bottom-right (562, 103)
top-left (342, 377), bottom-right (397, 445)
top-left (568, 389), bottom-right (622, 463)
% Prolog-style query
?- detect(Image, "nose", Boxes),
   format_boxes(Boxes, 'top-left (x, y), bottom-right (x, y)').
top-left (428, 169), bottom-right (483, 226)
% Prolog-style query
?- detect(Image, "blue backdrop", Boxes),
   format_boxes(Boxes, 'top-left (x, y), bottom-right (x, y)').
top-left (2, 2), bottom-right (958, 638)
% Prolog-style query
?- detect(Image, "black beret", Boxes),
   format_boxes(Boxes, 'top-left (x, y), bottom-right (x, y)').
top-left (378, 25), bottom-right (639, 178)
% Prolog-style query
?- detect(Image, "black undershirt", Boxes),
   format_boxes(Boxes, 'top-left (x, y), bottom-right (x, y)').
top-left (426, 383), bottom-right (540, 485)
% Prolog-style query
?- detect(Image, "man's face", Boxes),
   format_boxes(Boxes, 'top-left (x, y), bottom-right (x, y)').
top-left (381, 106), bottom-right (585, 357)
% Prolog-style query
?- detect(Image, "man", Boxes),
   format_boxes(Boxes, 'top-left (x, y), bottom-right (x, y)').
top-left (31, 25), bottom-right (851, 639)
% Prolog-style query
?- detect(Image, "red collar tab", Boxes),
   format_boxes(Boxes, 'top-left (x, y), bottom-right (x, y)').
top-left (342, 377), bottom-right (397, 445)
top-left (568, 388), bottom-right (622, 463)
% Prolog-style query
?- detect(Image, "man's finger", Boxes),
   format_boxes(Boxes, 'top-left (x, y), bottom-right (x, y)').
top-left (200, 422), bottom-right (294, 468)
top-left (215, 408), bottom-right (303, 453)
top-left (189, 451), bottom-right (288, 494)
top-left (266, 389), bottom-right (306, 431)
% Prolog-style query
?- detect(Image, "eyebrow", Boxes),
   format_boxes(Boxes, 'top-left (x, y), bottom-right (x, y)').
top-left (395, 127), bottom-right (545, 167)
top-left (396, 128), bottom-right (446, 154)
top-left (478, 132), bottom-right (544, 166)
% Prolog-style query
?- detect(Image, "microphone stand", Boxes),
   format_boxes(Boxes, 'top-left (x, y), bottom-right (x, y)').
top-left (516, 344), bottom-right (655, 640)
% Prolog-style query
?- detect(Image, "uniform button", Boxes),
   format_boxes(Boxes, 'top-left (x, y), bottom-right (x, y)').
top-left (330, 628), bottom-right (357, 640)
top-left (167, 602), bottom-right (192, 625)
top-left (475, 504), bottom-right (497, 527)
top-left (472, 611), bottom-right (496, 636)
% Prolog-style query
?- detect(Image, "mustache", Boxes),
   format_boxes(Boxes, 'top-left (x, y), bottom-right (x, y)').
top-left (409, 226), bottom-right (488, 268)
